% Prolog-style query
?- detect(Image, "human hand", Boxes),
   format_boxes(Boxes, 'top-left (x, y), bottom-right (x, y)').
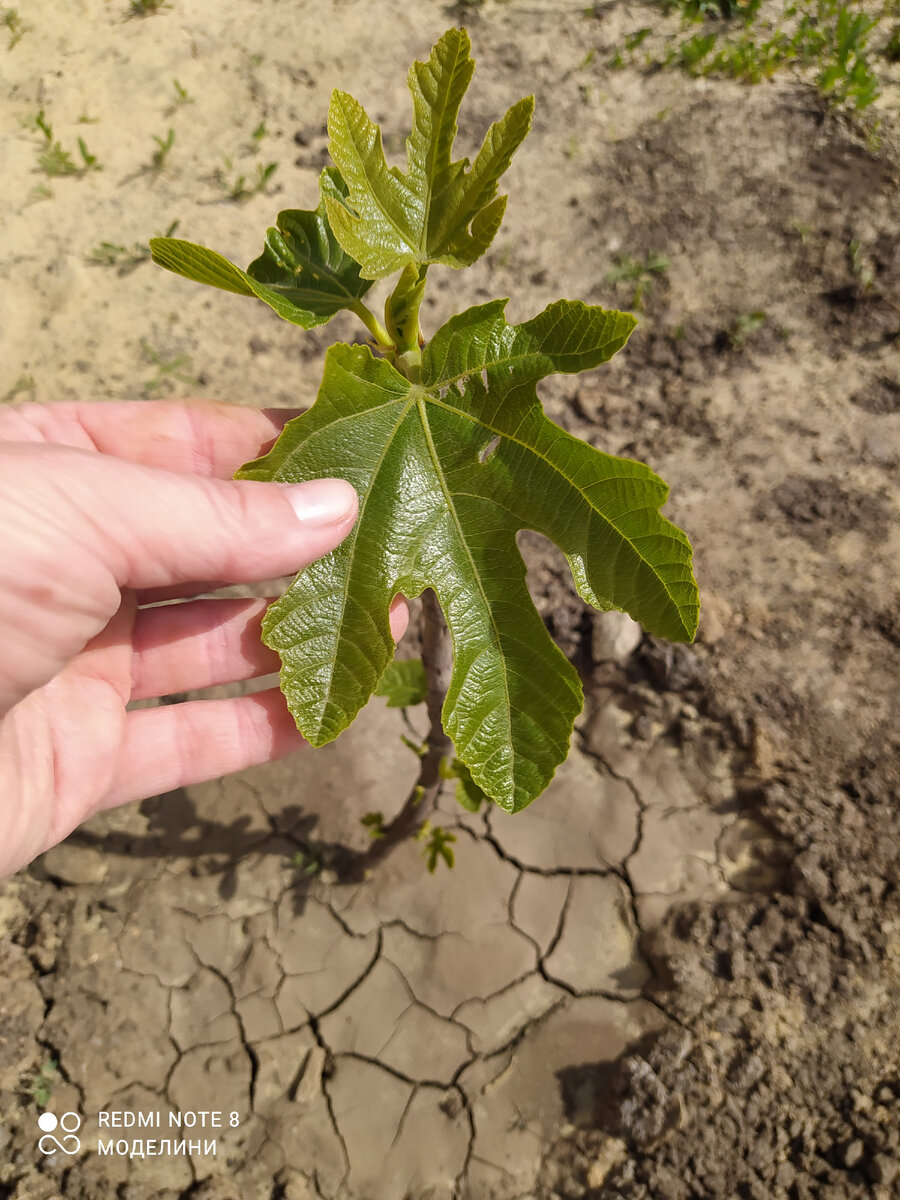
top-left (0, 398), bottom-right (408, 879)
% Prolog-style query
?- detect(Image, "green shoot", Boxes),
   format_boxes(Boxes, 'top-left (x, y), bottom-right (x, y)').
top-left (25, 183), bottom-right (53, 206)
top-left (34, 110), bottom-right (53, 140)
top-left (37, 143), bottom-right (78, 177)
top-left (416, 822), bottom-right (457, 873)
top-left (728, 310), bottom-right (767, 349)
top-left (24, 1059), bottom-right (57, 1108)
top-left (606, 251), bottom-right (669, 311)
top-left (128, 0), bottom-right (171, 15)
top-left (400, 734), bottom-right (428, 759)
top-left (151, 128), bottom-right (176, 172)
top-left (215, 157), bottom-right (279, 202)
top-left (89, 222), bottom-right (179, 274)
top-left (290, 846), bottom-right (323, 876)
top-left (34, 114), bottom-right (101, 178)
top-left (139, 339), bottom-right (197, 396)
top-left (3, 7), bottom-right (26, 48)
top-left (78, 138), bottom-right (99, 171)
top-left (2, 374), bottom-right (36, 403)
top-left (361, 812), bottom-right (386, 840)
top-left (618, 1), bottom-right (887, 110)
top-left (849, 240), bottom-right (875, 292)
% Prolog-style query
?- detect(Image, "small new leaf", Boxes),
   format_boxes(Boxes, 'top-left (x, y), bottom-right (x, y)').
top-left (416, 822), bottom-right (457, 873)
top-left (149, 168), bottom-right (372, 329)
top-left (375, 658), bottom-right (428, 707)
top-left (238, 297), bottom-right (698, 813)
top-left (325, 28), bottom-right (533, 279)
top-left (440, 756), bottom-right (487, 813)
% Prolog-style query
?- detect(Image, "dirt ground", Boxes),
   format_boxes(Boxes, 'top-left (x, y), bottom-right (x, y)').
top-left (1, 1), bottom-right (899, 1198)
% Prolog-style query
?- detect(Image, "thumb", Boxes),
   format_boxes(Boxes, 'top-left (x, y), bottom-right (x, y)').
top-left (0, 443), bottom-right (357, 709)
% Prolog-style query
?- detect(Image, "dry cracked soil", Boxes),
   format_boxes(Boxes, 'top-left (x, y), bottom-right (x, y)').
top-left (1, 2), bottom-right (899, 1199)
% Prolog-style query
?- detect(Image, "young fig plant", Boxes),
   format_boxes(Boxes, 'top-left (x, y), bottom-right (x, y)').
top-left (150, 28), bottom-right (699, 846)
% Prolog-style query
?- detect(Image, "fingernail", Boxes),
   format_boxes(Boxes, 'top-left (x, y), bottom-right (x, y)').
top-left (283, 479), bottom-right (358, 527)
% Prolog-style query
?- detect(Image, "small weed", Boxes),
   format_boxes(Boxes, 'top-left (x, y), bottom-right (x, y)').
top-left (2, 374), bottom-right (36, 403)
top-left (728, 309), bottom-right (767, 349)
top-left (140, 339), bottom-right (197, 396)
top-left (790, 218), bottom-right (815, 244)
top-left (816, 7), bottom-right (880, 108)
top-left (849, 239), bottom-right (875, 291)
top-left (24, 1059), bottom-right (57, 1108)
top-left (25, 182), bottom-right (53, 206)
top-left (128, 0), bottom-right (171, 15)
top-left (611, 26), bottom-right (653, 68)
top-left (215, 157), bottom-right (278, 203)
top-left (34, 113), bottom-right (101, 178)
top-left (151, 128), bottom-right (176, 172)
top-left (680, 30), bottom-right (718, 70)
top-left (172, 78), bottom-right (193, 105)
top-left (34, 110), bottom-right (53, 139)
top-left (37, 143), bottom-right (78, 177)
top-left (606, 251), bottom-right (669, 311)
top-left (627, 26), bottom-right (653, 51)
top-left (89, 220), bottom-right (179, 274)
top-left (3, 7), bottom-right (27, 48)
top-left (251, 121), bottom-right (268, 143)
top-left (626, 1), bottom-right (887, 110)
top-left (77, 137), bottom-right (100, 170)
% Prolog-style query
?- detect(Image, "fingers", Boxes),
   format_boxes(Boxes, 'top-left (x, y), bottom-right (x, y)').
top-left (101, 688), bottom-right (307, 809)
top-left (131, 597), bottom-right (278, 700)
top-left (1, 398), bottom-right (304, 479)
top-left (131, 593), bottom-right (411, 700)
top-left (106, 586), bottom-right (410, 804)
top-left (0, 442), bottom-right (357, 714)
top-left (59, 446), bottom-right (358, 589)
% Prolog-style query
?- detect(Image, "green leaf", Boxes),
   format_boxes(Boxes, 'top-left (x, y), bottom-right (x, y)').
top-left (150, 168), bottom-right (372, 329)
top-left (375, 658), bottom-right (427, 707)
top-left (440, 756), bottom-right (487, 813)
top-left (238, 296), bottom-right (698, 814)
top-left (324, 28), bottom-right (533, 279)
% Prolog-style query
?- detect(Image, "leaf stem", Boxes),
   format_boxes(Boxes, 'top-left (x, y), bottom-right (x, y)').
top-left (350, 299), bottom-right (392, 351)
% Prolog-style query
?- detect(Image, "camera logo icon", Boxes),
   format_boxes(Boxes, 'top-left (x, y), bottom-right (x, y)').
top-left (37, 1111), bottom-right (82, 1156)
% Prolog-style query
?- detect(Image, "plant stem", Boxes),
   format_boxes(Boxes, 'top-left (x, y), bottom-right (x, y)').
top-left (337, 590), bottom-right (452, 882)
top-left (350, 300), bottom-right (392, 352)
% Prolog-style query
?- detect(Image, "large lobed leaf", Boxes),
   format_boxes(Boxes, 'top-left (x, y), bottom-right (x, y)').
top-left (325, 27), bottom-right (534, 279)
top-left (149, 169), bottom-right (372, 328)
top-left (237, 298), bottom-right (699, 813)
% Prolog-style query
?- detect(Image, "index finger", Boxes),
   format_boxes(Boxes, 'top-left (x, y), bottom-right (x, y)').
top-left (0, 398), bottom-right (303, 479)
